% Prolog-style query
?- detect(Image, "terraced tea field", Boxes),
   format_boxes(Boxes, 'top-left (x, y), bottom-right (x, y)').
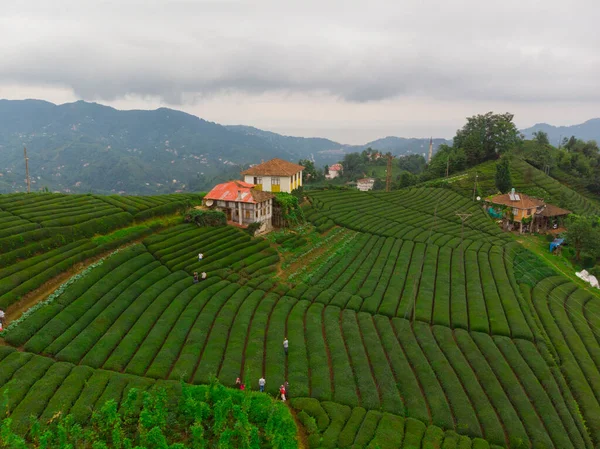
top-left (1, 187), bottom-right (599, 449)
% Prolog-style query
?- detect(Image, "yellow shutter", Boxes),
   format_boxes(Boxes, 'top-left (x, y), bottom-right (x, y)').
top-left (272, 184), bottom-right (280, 193)
top-left (255, 184), bottom-right (262, 191)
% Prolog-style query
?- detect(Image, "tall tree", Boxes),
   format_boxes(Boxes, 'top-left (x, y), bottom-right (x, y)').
top-left (495, 157), bottom-right (512, 193)
top-left (533, 131), bottom-right (550, 146)
top-left (298, 159), bottom-right (318, 183)
top-left (397, 154), bottom-right (426, 174)
top-left (453, 112), bottom-right (522, 165)
top-left (565, 216), bottom-right (600, 261)
top-left (342, 153), bottom-right (366, 179)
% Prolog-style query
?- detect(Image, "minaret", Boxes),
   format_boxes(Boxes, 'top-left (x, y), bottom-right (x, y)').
top-left (427, 137), bottom-right (433, 163)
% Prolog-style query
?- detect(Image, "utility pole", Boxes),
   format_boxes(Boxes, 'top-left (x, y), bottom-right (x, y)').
top-left (472, 171), bottom-right (478, 201)
top-left (24, 147), bottom-right (31, 193)
top-left (386, 153), bottom-right (393, 192)
top-left (445, 156), bottom-right (450, 178)
top-left (427, 137), bottom-right (433, 163)
top-left (455, 213), bottom-right (472, 253)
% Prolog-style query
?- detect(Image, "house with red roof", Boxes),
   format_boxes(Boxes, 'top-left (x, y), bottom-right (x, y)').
top-left (326, 163), bottom-right (343, 179)
top-left (241, 158), bottom-right (304, 193)
top-left (203, 180), bottom-right (275, 234)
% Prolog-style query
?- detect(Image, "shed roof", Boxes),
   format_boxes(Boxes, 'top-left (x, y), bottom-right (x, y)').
top-left (241, 158), bottom-right (304, 176)
top-left (536, 204), bottom-right (572, 217)
top-left (488, 192), bottom-right (544, 210)
top-left (205, 180), bottom-right (274, 204)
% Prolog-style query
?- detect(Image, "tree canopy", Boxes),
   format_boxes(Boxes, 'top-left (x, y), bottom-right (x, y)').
top-left (453, 112), bottom-right (522, 166)
top-left (495, 156), bottom-right (512, 193)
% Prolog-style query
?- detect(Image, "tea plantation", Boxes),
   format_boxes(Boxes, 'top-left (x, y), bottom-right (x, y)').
top-left (1, 188), bottom-right (599, 449)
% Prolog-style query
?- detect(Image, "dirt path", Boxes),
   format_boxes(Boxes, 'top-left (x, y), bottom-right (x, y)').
top-left (277, 228), bottom-right (347, 283)
top-left (3, 241), bottom-right (142, 327)
top-left (287, 404), bottom-right (309, 449)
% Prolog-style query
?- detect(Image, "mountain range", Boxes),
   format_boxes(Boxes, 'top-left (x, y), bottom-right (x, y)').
top-left (520, 119), bottom-right (600, 145)
top-left (0, 99), bottom-right (598, 194)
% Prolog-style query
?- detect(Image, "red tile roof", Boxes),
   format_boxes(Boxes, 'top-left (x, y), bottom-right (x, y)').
top-left (204, 180), bottom-right (274, 204)
top-left (329, 163), bottom-right (343, 171)
top-left (488, 192), bottom-right (544, 210)
top-left (241, 158), bottom-right (304, 176)
top-left (536, 204), bottom-right (572, 217)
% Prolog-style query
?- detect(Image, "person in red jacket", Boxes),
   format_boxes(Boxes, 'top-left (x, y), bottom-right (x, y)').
top-left (279, 385), bottom-right (286, 401)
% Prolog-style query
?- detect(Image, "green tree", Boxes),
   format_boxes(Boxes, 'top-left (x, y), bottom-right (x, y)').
top-left (495, 157), bottom-right (512, 193)
top-left (298, 159), bottom-right (319, 183)
top-left (565, 216), bottom-right (600, 261)
top-left (397, 154), bottom-right (426, 174)
top-left (342, 153), bottom-right (366, 179)
top-left (533, 131), bottom-right (550, 146)
top-left (425, 144), bottom-right (466, 179)
top-left (398, 171), bottom-right (418, 188)
top-left (453, 112), bottom-right (522, 165)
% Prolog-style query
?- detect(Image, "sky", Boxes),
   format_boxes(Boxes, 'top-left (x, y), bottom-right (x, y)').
top-left (1, 0), bottom-right (599, 144)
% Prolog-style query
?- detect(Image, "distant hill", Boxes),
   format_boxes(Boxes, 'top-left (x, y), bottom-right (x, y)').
top-left (0, 99), bottom-right (448, 194)
top-left (521, 118), bottom-right (600, 145)
top-left (0, 100), bottom-right (324, 194)
top-left (351, 136), bottom-right (451, 157)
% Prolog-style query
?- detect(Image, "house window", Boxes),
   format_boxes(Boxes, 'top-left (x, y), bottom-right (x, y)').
top-left (257, 177), bottom-right (262, 184)
top-left (256, 211), bottom-right (258, 218)
top-left (245, 210), bottom-right (250, 219)
top-left (272, 177), bottom-right (280, 185)
top-left (528, 209), bottom-right (532, 215)
top-left (513, 208), bottom-right (518, 216)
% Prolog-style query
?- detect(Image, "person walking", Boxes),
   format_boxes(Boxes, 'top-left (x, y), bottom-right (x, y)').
top-left (0, 309), bottom-right (4, 330)
top-left (201, 272), bottom-right (207, 281)
top-left (240, 382), bottom-right (245, 391)
top-left (284, 380), bottom-right (289, 399)
top-left (283, 337), bottom-right (288, 356)
top-left (279, 385), bottom-right (286, 402)
top-left (198, 253), bottom-right (203, 261)
top-left (235, 377), bottom-right (241, 388)
top-left (259, 377), bottom-right (266, 393)
top-left (193, 272), bottom-right (199, 284)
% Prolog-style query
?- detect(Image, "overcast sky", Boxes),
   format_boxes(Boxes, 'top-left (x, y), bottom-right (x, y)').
top-left (1, 0), bottom-right (599, 144)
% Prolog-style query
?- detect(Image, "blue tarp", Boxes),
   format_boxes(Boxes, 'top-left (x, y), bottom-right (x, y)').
top-left (550, 238), bottom-right (564, 252)
top-left (487, 206), bottom-right (503, 219)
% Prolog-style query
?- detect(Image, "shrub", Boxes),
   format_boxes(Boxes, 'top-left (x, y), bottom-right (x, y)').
top-left (185, 209), bottom-right (226, 227)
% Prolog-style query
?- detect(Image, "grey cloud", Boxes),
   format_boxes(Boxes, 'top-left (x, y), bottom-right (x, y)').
top-left (1, 0), bottom-right (599, 105)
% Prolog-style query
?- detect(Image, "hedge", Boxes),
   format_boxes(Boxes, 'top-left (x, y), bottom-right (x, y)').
top-left (15, 249), bottom-right (153, 350)
top-left (353, 410), bottom-right (383, 448)
top-left (170, 283), bottom-right (241, 382)
top-left (478, 250), bottom-right (510, 336)
top-left (402, 417), bottom-right (427, 449)
top-left (373, 316), bottom-right (429, 423)
top-left (514, 339), bottom-right (589, 449)
top-left (368, 412), bottom-right (404, 449)
top-left (53, 265), bottom-right (170, 363)
top-left (320, 401), bottom-right (351, 448)
top-left (432, 246), bottom-right (452, 327)
top-left (290, 397), bottom-right (330, 430)
top-left (242, 293), bottom-right (278, 385)
top-left (8, 361), bottom-right (73, 436)
top-left (337, 406), bottom-right (367, 448)
top-left (217, 290), bottom-right (265, 385)
top-left (33, 261), bottom-right (161, 356)
top-left (393, 318), bottom-right (454, 430)
top-left (323, 306), bottom-right (359, 407)
top-left (0, 352), bottom-right (34, 386)
top-left (359, 238), bottom-right (401, 310)
top-left (285, 300), bottom-right (311, 398)
top-left (305, 303), bottom-right (332, 402)
top-left (357, 313), bottom-right (404, 415)
top-left (0, 354), bottom-right (54, 411)
top-left (146, 280), bottom-right (231, 379)
top-left (464, 250), bottom-right (488, 333)
top-left (340, 309), bottom-right (380, 410)
top-left (378, 241), bottom-right (414, 317)
top-left (492, 335), bottom-right (572, 449)
top-left (422, 424), bottom-right (445, 449)
top-left (88, 274), bottom-right (190, 370)
top-left (413, 321), bottom-right (480, 437)
top-left (432, 326), bottom-right (505, 447)
top-left (134, 200), bottom-right (189, 221)
top-left (39, 365), bottom-right (94, 423)
top-left (193, 286), bottom-right (253, 385)
top-left (454, 329), bottom-right (529, 448)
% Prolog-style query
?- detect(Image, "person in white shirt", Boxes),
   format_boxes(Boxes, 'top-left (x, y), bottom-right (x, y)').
top-left (283, 337), bottom-right (289, 356)
top-left (198, 253), bottom-right (203, 261)
top-left (259, 377), bottom-right (266, 392)
top-left (0, 309), bottom-right (5, 327)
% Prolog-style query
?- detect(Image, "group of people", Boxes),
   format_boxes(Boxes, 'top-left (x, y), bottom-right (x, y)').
top-left (193, 252), bottom-right (206, 283)
top-left (233, 339), bottom-right (291, 402)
